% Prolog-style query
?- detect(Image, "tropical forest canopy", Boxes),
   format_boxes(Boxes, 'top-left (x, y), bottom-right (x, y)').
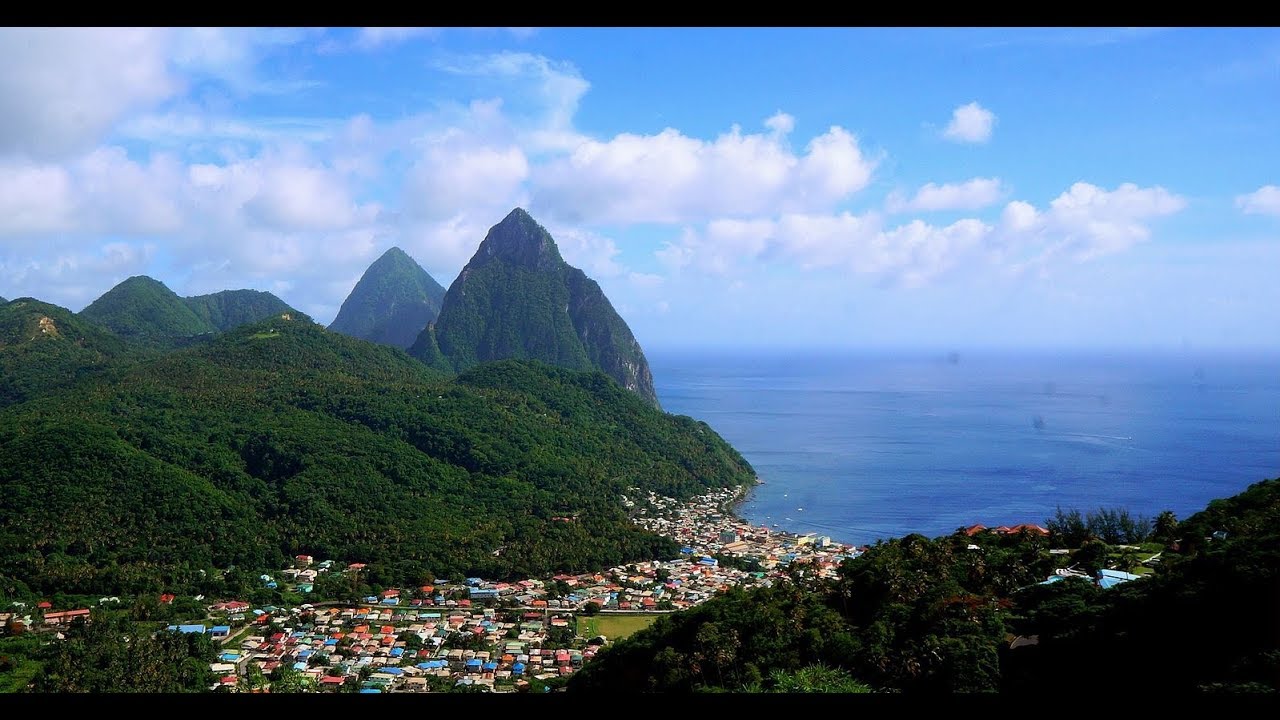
top-left (0, 310), bottom-right (754, 598)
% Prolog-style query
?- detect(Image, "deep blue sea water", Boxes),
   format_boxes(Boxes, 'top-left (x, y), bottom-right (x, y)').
top-left (649, 349), bottom-right (1280, 547)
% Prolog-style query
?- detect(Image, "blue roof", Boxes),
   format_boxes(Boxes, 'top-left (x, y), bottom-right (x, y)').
top-left (211, 625), bottom-right (230, 633)
top-left (1099, 569), bottom-right (1142, 581)
top-left (483, 661), bottom-right (499, 670)
top-left (324, 638), bottom-right (338, 645)
top-left (390, 648), bottom-right (404, 657)
top-left (680, 547), bottom-right (694, 554)
top-left (417, 662), bottom-right (433, 669)
top-left (466, 659), bottom-right (482, 667)
top-left (293, 662), bottom-right (308, 670)
top-left (1039, 575), bottom-right (1066, 585)
top-left (172, 624), bottom-right (206, 634)
top-left (359, 688), bottom-right (382, 694)
top-left (512, 663), bottom-right (525, 672)
top-left (381, 667), bottom-right (403, 675)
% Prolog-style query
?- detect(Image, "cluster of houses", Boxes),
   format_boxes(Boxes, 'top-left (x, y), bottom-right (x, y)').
top-left (181, 601), bottom-right (600, 692)
top-left (6, 488), bottom-right (886, 692)
top-left (627, 487), bottom-right (867, 582)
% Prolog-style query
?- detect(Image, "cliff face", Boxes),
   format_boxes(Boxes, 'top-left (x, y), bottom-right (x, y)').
top-left (410, 208), bottom-right (661, 408)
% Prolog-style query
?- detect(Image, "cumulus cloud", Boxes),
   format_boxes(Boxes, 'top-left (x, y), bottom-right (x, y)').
top-left (653, 181), bottom-right (1185, 287)
top-left (1236, 185), bottom-right (1280, 216)
top-left (402, 134), bottom-right (530, 222)
top-left (533, 117), bottom-right (877, 224)
top-left (887, 177), bottom-right (1005, 213)
top-left (943, 101), bottom-right (996, 144)
top-left (0, 28), bottom-right (176, 159)
top-left (548, 226), bottom-right (623, 278)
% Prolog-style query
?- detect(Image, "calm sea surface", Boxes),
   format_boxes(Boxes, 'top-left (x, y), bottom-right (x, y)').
top-left (649, 349), bottom-right (1280, 547)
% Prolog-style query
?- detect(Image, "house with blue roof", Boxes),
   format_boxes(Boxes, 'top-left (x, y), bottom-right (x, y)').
top-left (1098, 568), bottom-right (1142, 589)
top-left (168, 624), bottom-right (206, 634)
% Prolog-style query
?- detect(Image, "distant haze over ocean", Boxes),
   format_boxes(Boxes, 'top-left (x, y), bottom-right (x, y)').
top-left (650, 349), bottom-right (1280, 547)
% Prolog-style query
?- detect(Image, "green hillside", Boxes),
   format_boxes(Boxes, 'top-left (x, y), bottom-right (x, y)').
top-left (0, 316), bottom-right (755, 596)
top-left (0, 298), bottom-right (154, 407)
top-left (79, 276), bottom-right (215, 347)
top-left (184, 289), bottom-right (304, 331)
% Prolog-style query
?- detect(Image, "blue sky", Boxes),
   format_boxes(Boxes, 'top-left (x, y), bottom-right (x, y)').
top-left (1, 27), bottom-right (1278, 351)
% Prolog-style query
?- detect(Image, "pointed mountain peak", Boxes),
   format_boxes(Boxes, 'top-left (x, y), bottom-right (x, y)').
top-left (473, 207), bottom-right (564, 270)
top-left (328, 245), bottom-right (448, 350)
top-left (374, 246), bottom-right (413, 265)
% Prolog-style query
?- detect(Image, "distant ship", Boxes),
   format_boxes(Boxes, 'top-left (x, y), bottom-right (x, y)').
top-left (797, 507), bottom-right (804, 511)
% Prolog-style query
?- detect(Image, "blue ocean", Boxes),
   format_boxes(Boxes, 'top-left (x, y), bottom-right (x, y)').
top-left (650, 350), bottom-right (1280, 547)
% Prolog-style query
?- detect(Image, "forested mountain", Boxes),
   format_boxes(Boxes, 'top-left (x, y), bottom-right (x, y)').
top-left (78, 276), bottom-right (302, 348)
top-left (0, 298), bottom-right (155, 407)
top-left (0, 315), bottom-right (755, 596)
top-left (184, 289), bottom-right (302, 332)
top-left (570, 478), bottom-right (1280, 694)
top-left (79, 276), bottom-right (213, 346)
top-left (328, 247), bottom-right (447, 350)
top-left (409, 209), bottom-right (660, 408)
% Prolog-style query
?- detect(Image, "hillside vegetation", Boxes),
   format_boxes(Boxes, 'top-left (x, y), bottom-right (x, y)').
top-left (0, 316), bottom-right (755, 597)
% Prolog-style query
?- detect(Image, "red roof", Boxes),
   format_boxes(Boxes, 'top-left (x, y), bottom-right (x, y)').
top-left (382, 589), bottom-right (399, 598)
top-left (964, 524), bottom-right (987, 536)
top-left (37, 601), bottom-right (52, 609)
top-left (220, 675), bottom-right (238, 685)
top-left (159, 593), bottom-right (176, 604)
top-left (321, 676), bottom-right (345, 684)
top-left (1009, 524), bottom-right (1050, 536)
top-left (420, 585), bottom-right (434, 594)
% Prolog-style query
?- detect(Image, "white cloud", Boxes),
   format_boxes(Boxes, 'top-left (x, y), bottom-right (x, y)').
top-left (548, 226), bottom-right (623, 278)
top-left (1036, 182), bottom-right (1186, 262)
top-left (887, 177), bottom-right (1005, 213)
top-left (354, 27), bottom-right (441, 50)
top-left (765, 111), bottom-right (795, 135)
top-left (628, 272), bottom-right (664, 288)
top-left (653, 181), bottom-right (1185, 287)
top-left (533, 117), bottom-right (877, 224)
top-left (402, 134), bottom-right (529, 222)
top-left (1236, 185), bottom-right (1280, 216)
top-left (943, 101), bottom-right (996, 144)
top-left (435, 52), bottom-right (590, 152)
top-left (170, 28), bottom-right (316, 93)
top-left (0, 28), bottom-right (176, 159)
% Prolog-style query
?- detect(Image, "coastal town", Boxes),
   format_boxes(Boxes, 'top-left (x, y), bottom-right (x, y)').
top-left (1, 487), bottom-right (868, 693)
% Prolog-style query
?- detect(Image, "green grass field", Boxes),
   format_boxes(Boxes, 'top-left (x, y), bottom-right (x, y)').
top-left (576, 613), bottom-right (660, 642)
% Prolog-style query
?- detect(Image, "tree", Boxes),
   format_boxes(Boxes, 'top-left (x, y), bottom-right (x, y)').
top-left (581, 601), bottom-right (601, 616)
top-left (241, 663), bottom-right (266, 691)
top-left (1153, 510), bottom-right (1179, 544)
top-left (269, 665), bottom-right (307, 693)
